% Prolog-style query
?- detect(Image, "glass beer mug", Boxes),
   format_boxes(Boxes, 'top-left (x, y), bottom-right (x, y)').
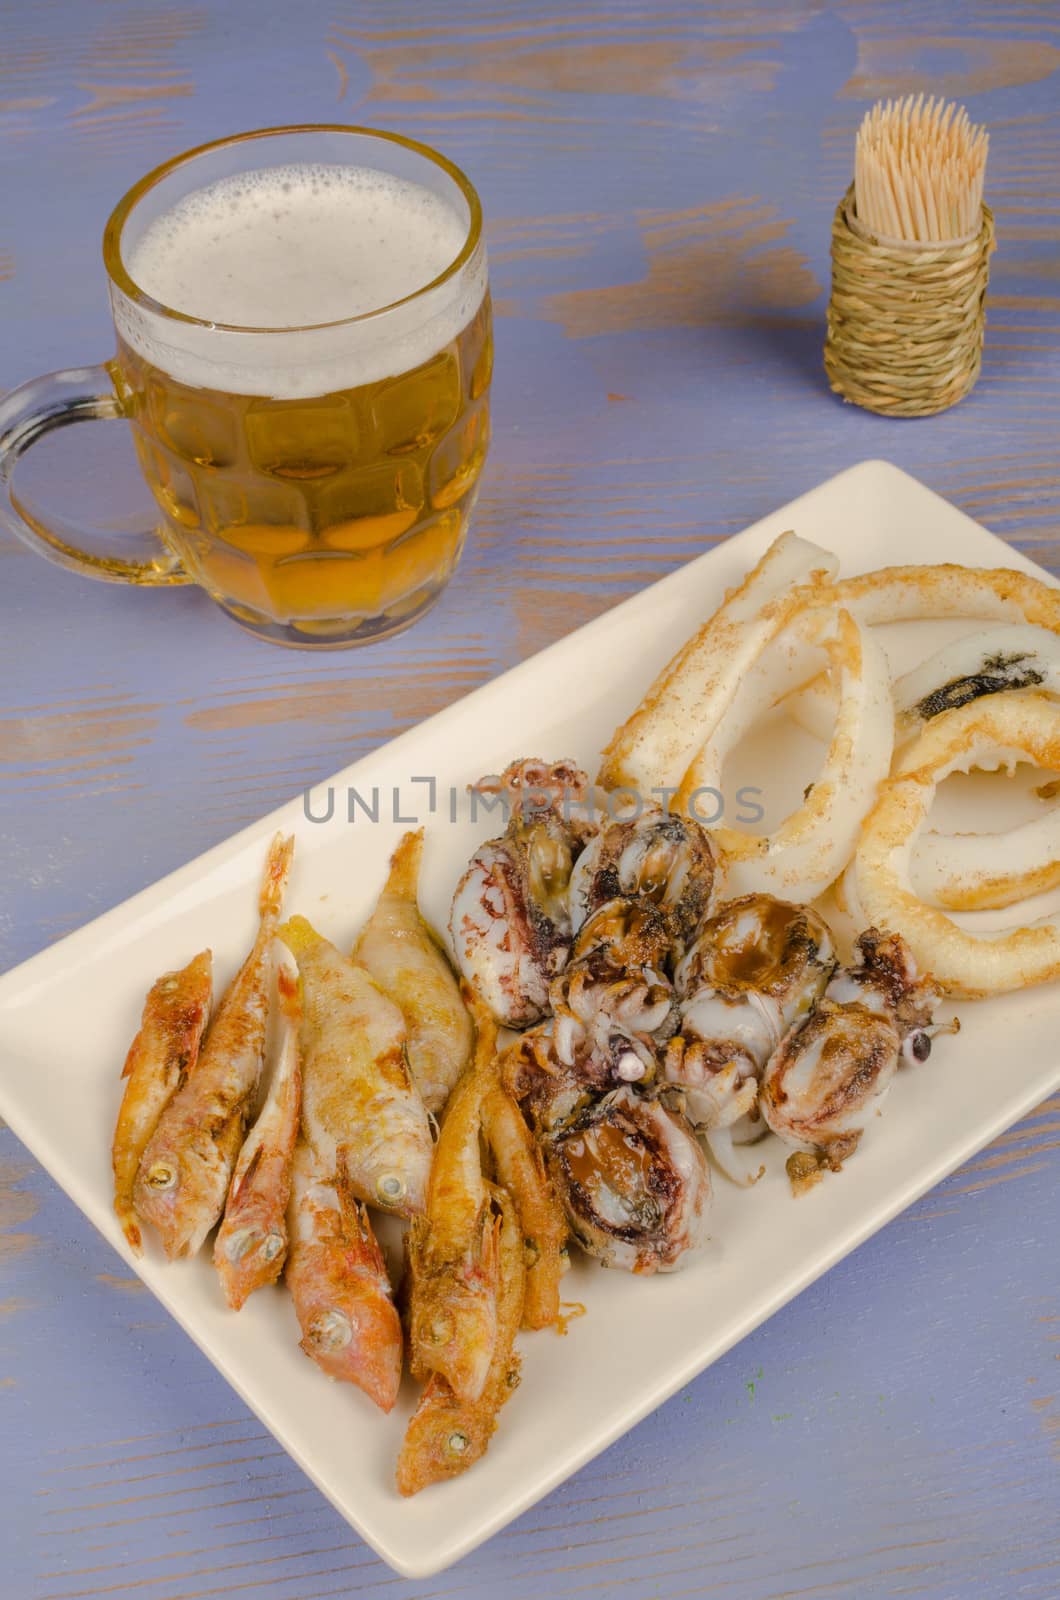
top-left (0, 125), bottom-right (492, 647)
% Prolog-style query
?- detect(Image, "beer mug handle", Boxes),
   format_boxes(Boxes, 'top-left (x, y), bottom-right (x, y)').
top-left (0, 363), bottom-right (190, 585)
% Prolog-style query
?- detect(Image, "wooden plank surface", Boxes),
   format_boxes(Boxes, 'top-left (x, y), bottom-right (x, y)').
top-left (2, 2), bottom-right (1058, 1595)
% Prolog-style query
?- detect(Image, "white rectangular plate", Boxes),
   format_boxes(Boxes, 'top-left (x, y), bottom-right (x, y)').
top-left (2, 460), bottom-right (1058, 1579)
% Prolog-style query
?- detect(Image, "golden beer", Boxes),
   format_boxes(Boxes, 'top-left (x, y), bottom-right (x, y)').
top-left (104, 127), bottom-right (492, 645)
top-left (114, 294), bottom-right (491, 639)
top-left (0, 128), bottom-right (490, 642)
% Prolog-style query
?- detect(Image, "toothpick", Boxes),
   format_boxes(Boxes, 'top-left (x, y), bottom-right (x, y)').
top-left (854, 94), bottom-right (989, 243)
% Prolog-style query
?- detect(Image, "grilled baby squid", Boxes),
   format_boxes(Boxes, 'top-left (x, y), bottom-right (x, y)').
top-left (570, 895), bottom-right (674, 976)
top-left (547, 1088), bottom-right (711, 1273)
top-left (549, 962), bottom-right (676, 1093)
top-left (760, 928), bottom-right (949, 1190)
top-left (500, 1021), bottom-right (597, 1136)
top-left (665, 895), bottom-right (836, 1184)
top-left (134, 834), bottom-right (293, 1259)
top-left (449, 758), bottom-right (594, 1027)
top-left (501, 1011), bottom-right (664, 1139)
top-left (670, 896), bottom-right (835, 1106)
top-left (112, 949), bottom-right (212, 1253)
top-left (569, 805), bottom-right (720, 946)
top-left (536, 887), bottom-right (682, 1117)
top-left (551, 960), bottom-right (677, 1056)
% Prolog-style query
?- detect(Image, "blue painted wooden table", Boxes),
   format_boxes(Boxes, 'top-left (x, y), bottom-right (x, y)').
top-left (2, 3), bottom-right (1058, 1596)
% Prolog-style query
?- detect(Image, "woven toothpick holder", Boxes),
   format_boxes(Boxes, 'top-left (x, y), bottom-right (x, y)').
top-left (824, 184), bottom-right (996, 418)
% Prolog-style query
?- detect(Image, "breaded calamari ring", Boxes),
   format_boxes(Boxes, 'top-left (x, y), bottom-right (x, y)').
top-left (855, 693), bottom-right (1060, 996)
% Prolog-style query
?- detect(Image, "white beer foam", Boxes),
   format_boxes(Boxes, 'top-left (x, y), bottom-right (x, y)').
top-left (113, 164), bottom-right (487, 399)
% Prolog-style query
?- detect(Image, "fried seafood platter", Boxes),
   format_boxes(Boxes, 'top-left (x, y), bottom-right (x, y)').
top-left (3, 462), bottom-right (1059, 1575)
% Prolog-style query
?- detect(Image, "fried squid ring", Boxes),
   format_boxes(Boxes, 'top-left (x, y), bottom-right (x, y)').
top-left (855, 693), bottom-right (1060, 996)
top-left (598, 531), bottom-right (838, 794)
top-left (912, 808), bottom-right (1060, 910)
top-left (816, 562), bottom-right (1060, 631)
top-left (784, 621), bottom-right (1060, 909)
top-left (893, 624), bottom-right (1060, 743)
top-left (678, 608), bottom-right (893, 902)
top-left (784, 566), bottom-right (1060, 737)
top-left (897, 629), bottom-right (1060, 910)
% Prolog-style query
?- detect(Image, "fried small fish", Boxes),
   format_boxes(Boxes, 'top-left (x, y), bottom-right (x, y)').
top-left (285, 1140), bottom-right (403, 1411)
top-left (397, 1181), bottom-right (525, 1495)
top-left (483, 1086), bottom-right (568, 1330)
top-left (354, 829), bottom-right (473, 1116)
top-left (406, 997), bottom-right (501, 1402)
top-left (281, 915), bottom-right (432, 1218)
top-left (112, 950), bottom-right (212, 1252)
top-left (134, 835), bottom-right (293, 1259)
top-left (214, 949), bottom-right (302, 1309)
